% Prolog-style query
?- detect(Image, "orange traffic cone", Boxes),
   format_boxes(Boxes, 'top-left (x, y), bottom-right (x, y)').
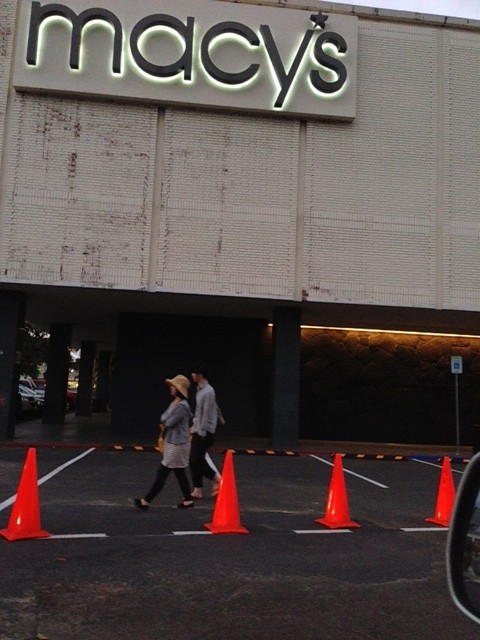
top-left (425, 456), bottom-right (456, 527)
top-left (204, 450), bottom-right (248, 534)
top-left (0, 448), bottom-right (51, 541)
top-left (315, 453), bottom-right (361, 529)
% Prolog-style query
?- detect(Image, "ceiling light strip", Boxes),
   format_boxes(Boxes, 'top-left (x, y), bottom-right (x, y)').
top-left (268, 324), bottom-right (480, 339)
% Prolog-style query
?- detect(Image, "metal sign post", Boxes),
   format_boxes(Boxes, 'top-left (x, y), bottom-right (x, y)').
top-left (451, 356), bottom-right (463, 455)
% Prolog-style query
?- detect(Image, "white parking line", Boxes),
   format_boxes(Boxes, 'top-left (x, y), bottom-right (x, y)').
top-left (172, 531), bottom-right (212, 536)
top-left (309, 455), bottom-right (389, 488)
top-left (37, 448), bottom-right (97, 485)
top-left (14, 528), bottom-right (451, 539)
top-left (411, 458), bottom-right (464, 474)
top-left (47, 533), bottom-right (107, 539)
top-left (0, 448), bottom-right (97, 512)
top-left (401, 527), bottom-right (448, 532)
top-left (294, 529), bottom-right (353, 534)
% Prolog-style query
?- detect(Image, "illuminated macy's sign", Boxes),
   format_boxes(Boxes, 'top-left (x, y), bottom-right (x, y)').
top-left (14, 0), bottom-right (358, 120)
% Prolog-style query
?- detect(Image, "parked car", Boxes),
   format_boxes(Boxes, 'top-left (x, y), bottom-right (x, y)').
top-left (32, 379), bottom-right (77, 411)
top-left (19, 378), bottom-right (44, 402)
top-left (17, 384), bottom-right (42, 417)
top-left (31, 378), bottom-right (46, 393)
top-left (447, 452), bottom-right (480, 624)
top-left (65, 388), bottom-right (77, 411)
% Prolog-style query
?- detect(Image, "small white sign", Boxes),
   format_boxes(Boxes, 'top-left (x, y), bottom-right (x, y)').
top-left (451, 355), bottom-right (463, 374)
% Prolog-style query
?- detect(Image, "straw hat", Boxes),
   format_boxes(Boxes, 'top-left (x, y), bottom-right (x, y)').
top-left (165, 374), bottom-right (190, 399)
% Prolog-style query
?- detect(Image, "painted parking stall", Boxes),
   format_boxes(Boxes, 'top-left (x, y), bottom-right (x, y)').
top-left (0, 445), bottom-right (467, 539)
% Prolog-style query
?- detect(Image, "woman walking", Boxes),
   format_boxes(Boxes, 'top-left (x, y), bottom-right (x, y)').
top-left (134, 374), bottom-right (194, 510)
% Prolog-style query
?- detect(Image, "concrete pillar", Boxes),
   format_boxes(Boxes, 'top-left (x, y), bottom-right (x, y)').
top-left (0, 292), bottom-right (26, 439)
top-left (111, 313), bottom-right (162, 436)
top-left (94, 350), bottom-right (112, 412)
top-left (42, 323), bottom-right (71, 424)
top-left (75, 340), bottom-right (96, 416)
top-left (270, 307), bottom-right (301, 449)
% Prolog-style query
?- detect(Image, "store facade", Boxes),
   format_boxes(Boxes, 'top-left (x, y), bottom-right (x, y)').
top-left (1, 0), bottom-right (480, 445)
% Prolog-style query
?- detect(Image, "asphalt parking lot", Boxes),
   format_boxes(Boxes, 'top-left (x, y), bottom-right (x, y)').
top-left (0, 440), bottom-right (479, 640)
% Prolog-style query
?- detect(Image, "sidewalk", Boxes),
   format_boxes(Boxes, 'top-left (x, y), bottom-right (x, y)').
top-left (3, 412), bottom-right (474, 460)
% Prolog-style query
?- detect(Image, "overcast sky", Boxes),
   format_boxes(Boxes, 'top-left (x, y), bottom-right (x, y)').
top-left (330, 1), bottom-right (480, 20)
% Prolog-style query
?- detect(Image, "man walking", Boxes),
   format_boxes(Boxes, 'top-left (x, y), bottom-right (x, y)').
top-left (189, 363), bottom-right (221, 499)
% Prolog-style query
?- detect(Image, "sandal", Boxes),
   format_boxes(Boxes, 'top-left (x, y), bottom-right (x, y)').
top-left (177, 500), bottom-right (194, 509)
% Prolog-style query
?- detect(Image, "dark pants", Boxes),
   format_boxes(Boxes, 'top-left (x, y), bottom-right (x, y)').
top-left (144, 463), bottom-right (191, 503)
top-left (190, 432), bottom-right (216, 488)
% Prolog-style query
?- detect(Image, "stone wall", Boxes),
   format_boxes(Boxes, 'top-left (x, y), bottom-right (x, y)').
top-left (299, 329), bottom-right (480, 445)
top-left (256, 327), bottom-right (480, 444)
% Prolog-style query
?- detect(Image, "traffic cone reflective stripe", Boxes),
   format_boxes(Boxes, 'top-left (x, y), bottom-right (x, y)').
top-left (315, 453), bottom-right (361, 529)
top-left (425, 456), bottom-right (455, 527)
top-left (204, 450), bottom-right (248, 534)
top-left (0, 448), bottom-right (51, 541)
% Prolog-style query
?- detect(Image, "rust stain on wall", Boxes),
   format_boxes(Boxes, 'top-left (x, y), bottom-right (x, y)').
top-left (68, 151), bottom-right (77, 180)
top-left (81, 244), bottom-right (101, 283)
top-left (0, 25), bottom-right (12, 57)
top-left (38, 106), bottom-right (82, 160)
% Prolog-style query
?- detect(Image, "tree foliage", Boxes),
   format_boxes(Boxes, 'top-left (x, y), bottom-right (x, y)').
top-left (20, 323), bottom-right (49, 378)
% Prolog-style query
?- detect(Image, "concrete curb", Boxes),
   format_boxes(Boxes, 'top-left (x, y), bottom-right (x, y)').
top-left (0, 440), bottom-right (472, 464)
